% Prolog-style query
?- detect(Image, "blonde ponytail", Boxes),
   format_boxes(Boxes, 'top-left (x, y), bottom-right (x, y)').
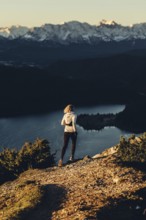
top-left (64, 104), bottom-right (74, 113)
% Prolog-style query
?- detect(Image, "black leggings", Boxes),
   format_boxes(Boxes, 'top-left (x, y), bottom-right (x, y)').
top-left (61, 132), bottom-right (77, 160)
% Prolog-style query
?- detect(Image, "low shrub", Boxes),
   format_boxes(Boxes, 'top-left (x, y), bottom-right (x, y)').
top-left (117, 133), bottom-right (146, 163)
top-left (0, 138), bottom-right (55, 184)
top-left (18, 139), bottom-right (55, 170)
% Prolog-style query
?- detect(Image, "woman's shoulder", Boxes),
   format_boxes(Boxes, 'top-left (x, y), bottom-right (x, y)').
top-left (71, 112), bottom-right (77, 118)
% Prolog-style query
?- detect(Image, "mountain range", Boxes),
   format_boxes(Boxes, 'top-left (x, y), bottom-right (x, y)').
top-left (1, 20), bottom-right (146, 43)
top-left (1, 20), bottom-right (146, 66)
top-left (0, 20), bottom-right (146, 117)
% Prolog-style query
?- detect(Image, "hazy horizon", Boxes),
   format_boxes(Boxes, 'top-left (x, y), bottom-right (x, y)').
top-left (0, 0), bottom-right (146, 27)
top-left (0, 19), bottom-right (146, 29)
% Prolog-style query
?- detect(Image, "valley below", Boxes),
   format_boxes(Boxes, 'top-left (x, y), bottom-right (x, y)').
top-left (0, 50), bottom-right (146, 133)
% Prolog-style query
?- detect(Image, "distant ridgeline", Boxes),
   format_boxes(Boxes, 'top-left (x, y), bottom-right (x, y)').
top-left (1, 21), bottom-right (146, 67)
top-left (77, 101), bottom-right (146, 133)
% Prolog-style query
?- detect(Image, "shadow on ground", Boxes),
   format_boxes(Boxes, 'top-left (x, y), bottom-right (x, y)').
top-left (21, 184), bottom-right (67, 220)
top-left (121, 161), bottom-right (146, 173)
top-left (96, 187), bottom-right (146, 220)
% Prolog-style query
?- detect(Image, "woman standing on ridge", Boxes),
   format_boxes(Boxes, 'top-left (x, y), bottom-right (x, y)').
top-left (58, 104), bottom-right (77, 167)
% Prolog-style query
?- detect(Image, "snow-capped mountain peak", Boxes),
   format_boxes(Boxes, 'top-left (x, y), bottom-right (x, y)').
top-left (0, 25), bottom-right (29, 39)
top-left (99, 19), bottom-right (119, 26)
top-left (0, 27), bottom-right (10, 38)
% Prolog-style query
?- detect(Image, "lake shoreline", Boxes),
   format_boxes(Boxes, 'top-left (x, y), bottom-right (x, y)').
top-left (77, 102), bottom-right (146, 134)
top-left (77, 113), bottom-right (116, 131)
top-left (0, 104), bottom-right (129, 158)
top-left (0, 101), bottom-right (125, 118)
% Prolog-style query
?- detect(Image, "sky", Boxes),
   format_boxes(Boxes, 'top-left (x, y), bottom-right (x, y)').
top-left (0, 0), bottom-right (146, 27)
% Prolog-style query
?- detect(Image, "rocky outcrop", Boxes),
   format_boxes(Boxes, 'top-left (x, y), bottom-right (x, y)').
top-left (92, 146), bottom-right (118, 158)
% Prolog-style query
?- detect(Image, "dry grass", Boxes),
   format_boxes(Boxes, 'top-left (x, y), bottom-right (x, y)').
top-left (0, 179), bottom-right (45, 220)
